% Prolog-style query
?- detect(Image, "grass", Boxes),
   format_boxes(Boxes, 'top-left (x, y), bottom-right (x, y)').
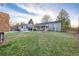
top-left (0, 31), bottom-right (79, 56)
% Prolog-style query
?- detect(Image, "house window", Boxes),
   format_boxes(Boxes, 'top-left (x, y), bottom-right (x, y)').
top-left (22, 26), bottom-right (23, 28)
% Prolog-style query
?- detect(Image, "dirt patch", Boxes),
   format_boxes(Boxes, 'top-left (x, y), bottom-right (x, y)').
top-left (66, 31), bottom-right (79, 39)
top-left (73, 33), bottom-right (79, 39)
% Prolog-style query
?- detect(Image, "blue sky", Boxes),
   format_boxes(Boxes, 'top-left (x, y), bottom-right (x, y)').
top-left (2, 3), bottom-right (37, 15)
top-left (0, 3), bottom-right (79, 27)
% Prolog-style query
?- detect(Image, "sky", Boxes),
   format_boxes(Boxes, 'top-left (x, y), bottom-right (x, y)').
top-left (0, 3), bottom-right (79, 27)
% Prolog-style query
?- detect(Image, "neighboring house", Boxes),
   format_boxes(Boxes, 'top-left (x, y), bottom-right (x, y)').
top-left (10, 23), bottom-right (28, 32)
top-left (10, 24), bottom-right (20, 31)
top-left (18, 23), bottom-right (28, 32)
top-left (34, 20), bottom-right (61, 32)
top-left (28, 19), bottom-right (34, 31)
top-left (18, 19), bottom-right (34, 31)
top-left (10, 19), bottom-right (34, 32)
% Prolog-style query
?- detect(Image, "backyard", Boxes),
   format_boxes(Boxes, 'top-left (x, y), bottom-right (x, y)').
top-left (0, 32), bottom-right (79, 56)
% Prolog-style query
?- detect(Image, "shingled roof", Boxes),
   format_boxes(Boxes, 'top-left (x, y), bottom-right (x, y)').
top-left (35, 20), bottom-right (61, 26)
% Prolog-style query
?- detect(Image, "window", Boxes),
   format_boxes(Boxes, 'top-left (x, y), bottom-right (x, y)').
top-left (22, 26), bottom-right (23, 28)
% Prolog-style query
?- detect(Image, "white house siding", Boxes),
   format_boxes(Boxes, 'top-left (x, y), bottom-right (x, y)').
top-left (48, 22), bottom-right (61, 32)
top-left (19, 25), bottom-right (28, 32)
top-left (48, 24), bottom-right (53, 31)
top-left (54, 23), bottom-right (61, 32)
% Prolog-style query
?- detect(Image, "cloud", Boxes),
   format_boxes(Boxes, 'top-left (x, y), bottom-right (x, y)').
top-left (16, 3), bottom-right (58, 21)
top-left (1, 3), bottom-right (37, 15)
top-left (0, 3), bottom-right (79, 27)
top-left (17, 4), bottom-right (52, 15)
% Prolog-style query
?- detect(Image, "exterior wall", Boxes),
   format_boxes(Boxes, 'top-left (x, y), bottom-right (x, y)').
top-left (48, 22), bottom-right (61, 32)
top-left (28, 24), bottom-right (33, 29)
top-left (28, 24), bottom-right (34, 30)
top-left (48, 23), bottom-right (54, 31)
top-left (54, 23), bottom-right (61, 32)
top-left (0, 12), bottom-right (9, 32)
top-left (34, 24), bottom-right (49, 31)
top-left (19, 25), bottom-right (28, 31)
top-left (10, 21), bottom-right (61, 32)
top-left (34, 22), bottom-right (61, 32)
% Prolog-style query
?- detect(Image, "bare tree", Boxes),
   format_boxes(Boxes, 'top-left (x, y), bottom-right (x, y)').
top-left (56, 9), bottom-right (70, 32)
top-left (56, 9), bottom-right (69, 21)
top-left (78, 18), bottom-right (79, 28)
top-left (41, 15), bottom-right (50, 23)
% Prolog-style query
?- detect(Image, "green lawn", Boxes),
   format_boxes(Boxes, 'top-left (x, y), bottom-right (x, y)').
top-left (0, 32), bottom-right (79, 56)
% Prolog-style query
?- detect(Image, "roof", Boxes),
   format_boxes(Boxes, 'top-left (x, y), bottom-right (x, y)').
top-left (35, 20), bottom-right (61, 26)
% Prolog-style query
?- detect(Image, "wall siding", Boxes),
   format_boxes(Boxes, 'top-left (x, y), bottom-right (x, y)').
top-left (49, 22), bottom-right (61, 32)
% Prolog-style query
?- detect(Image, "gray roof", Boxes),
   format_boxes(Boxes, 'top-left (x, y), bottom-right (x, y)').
top-left (35, 20), bottom-right (61, 26)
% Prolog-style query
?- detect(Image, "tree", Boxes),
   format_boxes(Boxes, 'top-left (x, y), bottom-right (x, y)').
top-left (56, 9), bottom-right (70, 32)
top-left (28, 19), bottom-right (34, 31)
top-left (28, 19), bottom-right (34, 24)
top-left (41, 15), bottom-right (50, 23)
top-left (78, 18), bottom-right (79, 28)
top-left (77, 18), bottom-right (79, 33)
top-left (9, 20), bottom-right (14, 27)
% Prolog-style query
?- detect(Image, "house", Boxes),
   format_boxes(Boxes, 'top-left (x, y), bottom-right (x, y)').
top-left (28, 19), bottom-right (34, 31)
top-left (10, 24), bottom-right (20, 31)
top-left (18, 23), bottom-right (28, 32)
top-left (34, 20), bottom-right (61, 32)
top-left (10, 19), bottom-right (34, 32)
top-left (18, 19), bottom-right (34, 31)
top-left (10, 19), bottom-right (61, 32)
top-left (10, 23), bottom-right (28, 32)
top-left (34, 22), bottom-right (49, 31)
